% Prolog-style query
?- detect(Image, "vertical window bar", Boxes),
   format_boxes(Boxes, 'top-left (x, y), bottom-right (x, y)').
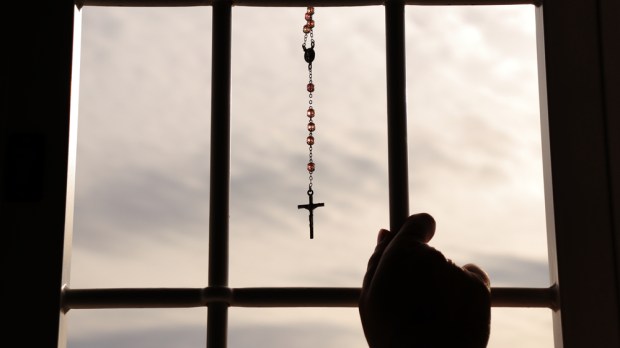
top-left (385, 0), bottom-right (410, 232)
top-left (208, 1), bottom-right (232, 347)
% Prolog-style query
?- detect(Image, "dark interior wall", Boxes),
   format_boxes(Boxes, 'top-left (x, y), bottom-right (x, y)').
top-left (2, 1), bottom-right (76, 346)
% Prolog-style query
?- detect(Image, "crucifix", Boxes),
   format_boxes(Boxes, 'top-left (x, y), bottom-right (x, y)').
top-left (298, 187), bottom-right (324, 239)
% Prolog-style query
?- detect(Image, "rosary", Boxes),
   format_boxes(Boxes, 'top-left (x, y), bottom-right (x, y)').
top-left (297, 6), bottom-right (324, 239)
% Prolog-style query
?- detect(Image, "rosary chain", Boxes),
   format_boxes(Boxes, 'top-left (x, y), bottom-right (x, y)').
top-left (303, 6), bottom-right (316, 189)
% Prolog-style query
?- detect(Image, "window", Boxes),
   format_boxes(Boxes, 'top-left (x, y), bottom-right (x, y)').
top-left (3, 0), bottom-right (619, 347)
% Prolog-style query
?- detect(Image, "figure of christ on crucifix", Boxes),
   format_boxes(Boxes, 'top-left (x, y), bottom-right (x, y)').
top-left (298, 188), bottom-right (324, 239)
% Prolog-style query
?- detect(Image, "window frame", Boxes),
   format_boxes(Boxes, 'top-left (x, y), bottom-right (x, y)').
top-left (3, 0), bottom-right (618, 347)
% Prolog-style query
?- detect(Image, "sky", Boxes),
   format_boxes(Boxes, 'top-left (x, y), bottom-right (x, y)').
top-left (67, 3), bottom-right (553, 348)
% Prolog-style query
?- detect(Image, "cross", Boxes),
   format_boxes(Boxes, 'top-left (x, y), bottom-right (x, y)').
top-left (298, 188), bottom-right (324, 239)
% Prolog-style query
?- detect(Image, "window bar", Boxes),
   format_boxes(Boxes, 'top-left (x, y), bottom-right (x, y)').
top-left (207, 1), bottom-right (232, 348)
top-left (385, 0), bottom-right (409, 232)
top-left (63, 286), bottom-right (558, 309)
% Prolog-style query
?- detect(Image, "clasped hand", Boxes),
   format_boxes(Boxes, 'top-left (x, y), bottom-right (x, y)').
top-left (359, 213), bottom-right (491, 348)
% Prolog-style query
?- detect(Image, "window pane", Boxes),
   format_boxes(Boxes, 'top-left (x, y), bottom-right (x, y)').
top-left (67, 309), bottom-right (207, 348)
top-left (229, 6), bottom-right (389, 288)
top-left (490, 308), bottom-right (554, 347)
top-left (72, 6), bottom-right (212, 289)
top-left (229, 308), bottom-right (366, 348)
top-left (405, 5), bottom-right (552, 348)
top-left (70, 6), bottom-right (212, 346)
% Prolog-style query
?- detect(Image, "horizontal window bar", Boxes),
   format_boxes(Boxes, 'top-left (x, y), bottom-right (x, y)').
top-left (62, 285), bottom-right (558, 310)
top-left (77, 0), bottom-right (538, 8)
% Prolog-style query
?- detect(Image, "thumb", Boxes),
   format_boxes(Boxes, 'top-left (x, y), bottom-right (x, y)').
top-left (393, 213), bottom-right (436, 244)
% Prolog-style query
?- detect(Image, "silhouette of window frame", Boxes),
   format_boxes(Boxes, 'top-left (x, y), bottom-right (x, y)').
top-left (3, 0), bottom-right (618, 347)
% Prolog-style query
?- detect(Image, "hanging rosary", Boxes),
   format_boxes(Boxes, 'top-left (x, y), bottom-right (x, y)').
top-left (297, 6), bottom-right (324, 239)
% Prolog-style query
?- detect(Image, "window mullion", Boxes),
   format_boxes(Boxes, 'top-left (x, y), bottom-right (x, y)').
top-left (385, 0), bottom-right (410, 232)
top-left (208, 1), bottom-right (233, 348)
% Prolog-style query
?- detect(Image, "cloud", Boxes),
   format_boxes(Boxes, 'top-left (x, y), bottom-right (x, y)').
top-left (74, 167), bottom-right (210, 244)
top-left (479, 253), bottom-right (550, 287)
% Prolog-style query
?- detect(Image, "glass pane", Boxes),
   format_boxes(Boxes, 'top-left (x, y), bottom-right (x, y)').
top-left (490, 308), bottom-right (554, 347)
top-left (229, 6), bottom-right (389, 288)
top-left (229, 308), bottom-right (366, 348)
top-left (70, 6), bottom-right (212, 347)
top-left (72, 6), bottom-right (212, 289)
top-left (406, 5), bottom-right (552, 348)
top-left (67, 308), bottom-right (207, 348)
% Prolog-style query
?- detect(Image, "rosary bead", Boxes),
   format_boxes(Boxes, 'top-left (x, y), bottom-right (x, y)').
top-left (307, 7), bottom-right (314, 15)
top-left (303, 25), bottom-right (311, 34)
top-left (307, 83), bottom-right (315, 92)
top-left (307, 108), bottom-right (315, 118)
top-left (307, 122), bottom-right (315, 132)
top-left (305, 12), bottom-right (313, 21)
top-left (306, 19), bottom-right (315, 28)
top-left (306, 135), bottom-right (315, 145)
top-left (307, 162), bottom-right (315, 173)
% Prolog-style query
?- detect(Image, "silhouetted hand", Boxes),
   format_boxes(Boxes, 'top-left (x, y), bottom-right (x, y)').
top-left (359, 213), bottom-right (491, 348)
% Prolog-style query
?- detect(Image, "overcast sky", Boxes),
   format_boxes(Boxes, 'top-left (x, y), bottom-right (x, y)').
top-left (67, 4), bottom-right (553, 348)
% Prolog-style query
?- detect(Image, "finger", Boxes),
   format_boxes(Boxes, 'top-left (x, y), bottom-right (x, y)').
top-left (391, 212), bottom-right (436, 245)
top-left (462, 263), bottom-right (491, 289)
top-left (362, 228), bottom-right (394, 292)
top-left (377, 228), bottom-right (390, 244)
top-left (362, 214), bottom-right (435, 299)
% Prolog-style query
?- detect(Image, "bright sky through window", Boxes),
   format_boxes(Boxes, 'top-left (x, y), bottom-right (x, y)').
top-left (69, 5), bottom-right (552, 347)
